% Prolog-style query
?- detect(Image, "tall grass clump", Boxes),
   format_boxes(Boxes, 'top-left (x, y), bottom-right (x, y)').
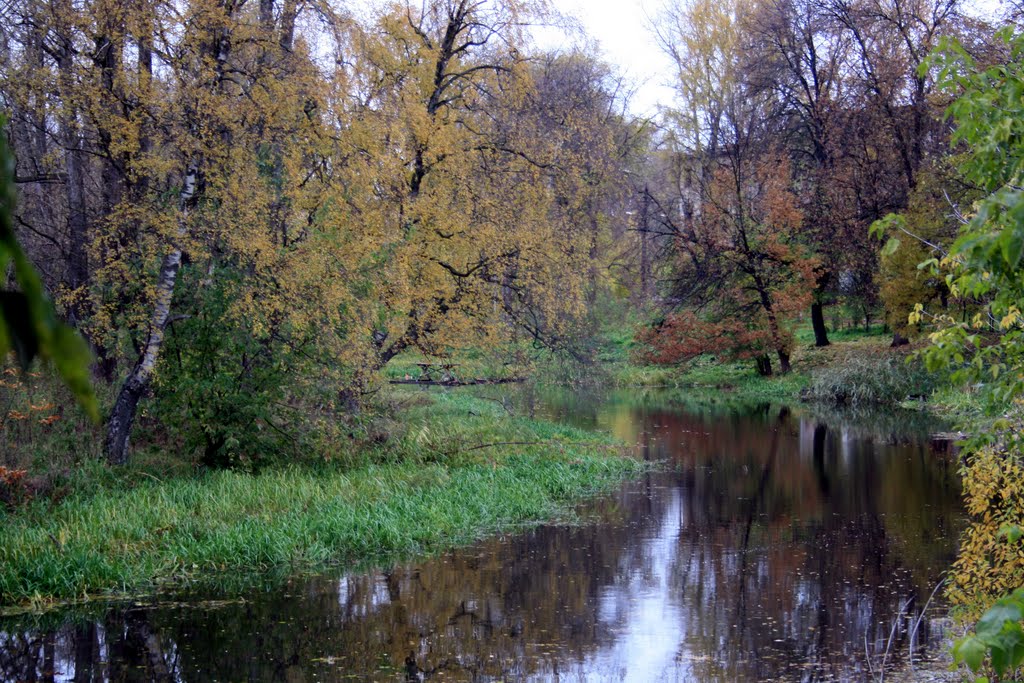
top-left (804, 354), bottom-right (937, 406)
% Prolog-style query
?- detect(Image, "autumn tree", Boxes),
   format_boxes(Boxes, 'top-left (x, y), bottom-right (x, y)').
top-left (740, 0), bottom-right (854, 347)
top-left (2, 0), bottom-right (370, 463)
top-left (0, 0), bottom-right (634, 464)
top-left (638, 155), bottom-right (818, 375)
top-left (872, 162), bottom-right (976, 339)
top-left (340, 1), bottom-right (630, 379)
top-left (643, 0), bottom-right (819, 375)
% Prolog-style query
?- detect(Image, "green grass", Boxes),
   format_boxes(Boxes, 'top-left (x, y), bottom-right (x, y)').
top-left (669, 356), bottom-right (809, 399)
top-left (603, 353), bottom-right (809, 402)
top-left (803, 354), bottom-right (936, 406)
top-left (0, 389), bottom-right (647, 611)
top-left (607, 362), bottom-right (685, 388)
top-left (916, 383), bottom-right (986, 425)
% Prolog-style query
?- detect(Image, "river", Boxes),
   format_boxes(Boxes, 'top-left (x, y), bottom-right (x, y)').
top-left (0, 388), bottom-right (963, 681)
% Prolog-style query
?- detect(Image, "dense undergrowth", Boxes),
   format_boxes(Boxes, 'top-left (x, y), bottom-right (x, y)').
top-left (0, 389), bottom-right (646, 610)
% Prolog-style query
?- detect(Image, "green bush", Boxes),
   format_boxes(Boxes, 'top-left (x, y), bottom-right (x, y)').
top-left (153, 268), bottom-right (328, 470)
top-left (954, 582), bottom-right (1024, 681)
top-left (804, 354), bottom-right (937, 406)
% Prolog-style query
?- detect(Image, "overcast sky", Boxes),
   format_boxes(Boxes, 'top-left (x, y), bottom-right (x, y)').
top-left (532, 0), bottom-right (677, 117)
top-left (352, 0), bottom-right (1009, 119)
top-left (537, 0), bottom-right (1007, 117)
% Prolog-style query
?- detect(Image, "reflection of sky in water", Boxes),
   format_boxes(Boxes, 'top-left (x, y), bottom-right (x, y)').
top-left (587, 487), bottom-right (688, 682)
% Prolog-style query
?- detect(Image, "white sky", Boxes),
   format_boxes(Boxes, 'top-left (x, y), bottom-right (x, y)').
top-left (538, 0), bottom-right (1008, 117)
top-left (532, 0), bottom-right (677, 117)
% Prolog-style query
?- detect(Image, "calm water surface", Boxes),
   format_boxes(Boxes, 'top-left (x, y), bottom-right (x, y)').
top-left (0, 389), bottom-right (963, 682)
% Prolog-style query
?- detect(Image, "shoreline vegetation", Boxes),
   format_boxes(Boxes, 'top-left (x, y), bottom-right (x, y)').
top-left (597, 323), bottom-right (978, 422)
top-left (0, 324), bottom-right (975, 614)
top-left (0, 390), bottom-right (647, 612)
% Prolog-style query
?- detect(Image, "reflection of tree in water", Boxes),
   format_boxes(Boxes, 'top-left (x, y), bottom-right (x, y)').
top-left (0, 612), bottom-right (181, 682)
top-left (0, 400), bottom-right (962, 682)
top-left (640, 404), bottom-right (961, 681)
top-left (0, 508), bottom-right (654, 681)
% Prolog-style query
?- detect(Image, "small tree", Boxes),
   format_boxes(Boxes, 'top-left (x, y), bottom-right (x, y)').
top-left (909, 27), bottom-right (1024, 681)
top-left (917, 28), bottom-right (1024, 420)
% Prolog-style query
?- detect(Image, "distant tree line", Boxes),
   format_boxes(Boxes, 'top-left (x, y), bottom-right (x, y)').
top-left (636, 0), bottom-right (1010, 376)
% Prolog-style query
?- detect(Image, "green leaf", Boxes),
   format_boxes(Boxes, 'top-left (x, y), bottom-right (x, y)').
top-left (955, 636), bottom-right (987, 672)
top-left (999, 524), bottom-right (1023, 544)
top-left (881, 237), bottom-right (902, 257)
top-left (991, 644), bottom-right (1009, 675)
top-left (869, 213), bottom-right (905, 240)
top-left (999, 229), bottom-right (1024, 269)
top-left (977, 602), bottom-right (1023, 639)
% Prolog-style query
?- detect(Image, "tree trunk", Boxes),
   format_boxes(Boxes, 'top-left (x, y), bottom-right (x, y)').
top-left (811, 301), bottom-right (830, 347)
top-left (104, 247), bottom-right (183, 465)
top-left (890, 332), bottom-right (910, 348)
top-left (777, 348), bottom-right (792, 374)
top-left (51, 12), bottom-right (91, 328)
top-left (104, 162), bottom-right (197, 464)
top-left (753, 274), bottom-right (792, 374)
top-left (59, 99), bottom-right (89, 326)
top-left (279, 0), bottom-right (298, 52)
top-left (755, 354), bottom-right (773, 377)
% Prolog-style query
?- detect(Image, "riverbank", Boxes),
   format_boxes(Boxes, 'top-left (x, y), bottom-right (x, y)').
top-left (383, 327), bottom-right (980, 417)
top-left (606, 327), bottom-right (981, 419)
top-left (0, 389), bottom-right (647, 612)
top-left (0, 382), bottom-right (965, 681)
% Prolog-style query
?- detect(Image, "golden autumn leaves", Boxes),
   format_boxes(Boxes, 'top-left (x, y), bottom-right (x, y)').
top-left (2, 0), bottom-right (627, 462)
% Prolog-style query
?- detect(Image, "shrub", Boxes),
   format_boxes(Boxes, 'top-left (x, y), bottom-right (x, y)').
top-left (803, 354), bottom-right (936, 406)
top-left (152, 269), bottom-right (326, 470)
top-left (948, 443), bottom-right (1024, 617)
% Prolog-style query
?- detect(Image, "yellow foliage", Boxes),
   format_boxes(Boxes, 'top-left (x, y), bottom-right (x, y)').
top-left (947, 442), bottom-right (1024, 619)
top-left (2, 0), bottom-right (634, 462)
top-left (1001, 305), bottom-right (1021, 330)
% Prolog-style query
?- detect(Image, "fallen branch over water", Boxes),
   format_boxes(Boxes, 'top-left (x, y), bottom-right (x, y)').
top-left (388, 377), bottom-right (525, 386)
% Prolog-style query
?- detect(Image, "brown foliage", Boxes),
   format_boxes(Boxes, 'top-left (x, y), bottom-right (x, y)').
top-left (0, 466), bottom-right (30, 510)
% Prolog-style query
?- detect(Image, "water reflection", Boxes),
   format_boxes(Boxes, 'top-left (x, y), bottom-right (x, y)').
top-left (0, 392), bottom-right (962, 682)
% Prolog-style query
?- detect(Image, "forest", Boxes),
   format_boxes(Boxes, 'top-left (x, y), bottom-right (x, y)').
top-left (1, 0), bottom-right (1024, 678)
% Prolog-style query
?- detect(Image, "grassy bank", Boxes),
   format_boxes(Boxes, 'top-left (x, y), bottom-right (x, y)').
top-left (0, 389), bottom-right (646, 611)
top-left (601, 323), bottom-right (981, 414)
top-left (377, 321), bottom-right (980, 417)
